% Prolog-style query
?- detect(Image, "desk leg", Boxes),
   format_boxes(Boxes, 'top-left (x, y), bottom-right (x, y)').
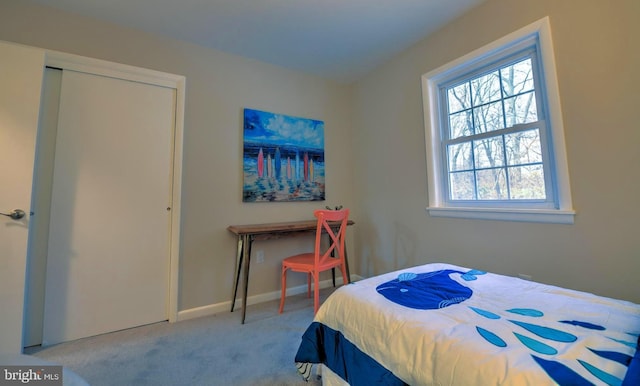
top-left (231, 235), bottom-right (244, 312)
top-left (241, 234), bottom-right (253, 324)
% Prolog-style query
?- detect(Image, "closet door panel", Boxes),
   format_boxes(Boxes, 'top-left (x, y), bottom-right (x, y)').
top-left (43, 70), bottom-right (175, 345)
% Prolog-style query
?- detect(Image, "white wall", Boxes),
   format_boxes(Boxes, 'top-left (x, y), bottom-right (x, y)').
top-left (351, 0), bottom-right (640, 303)
top-left (0, 1), bottom-right (356, 312)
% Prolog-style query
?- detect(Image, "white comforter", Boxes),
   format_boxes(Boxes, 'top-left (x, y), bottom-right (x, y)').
top-left (308, 263), bottom-right (640, 385)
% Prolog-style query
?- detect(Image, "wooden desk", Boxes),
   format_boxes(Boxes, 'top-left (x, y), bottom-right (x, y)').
top-left (227, 219), bottom-right (354, 324)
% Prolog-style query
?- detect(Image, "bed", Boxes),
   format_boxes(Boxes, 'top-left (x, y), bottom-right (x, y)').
top-left (294, 263), bottom-right (640, 385)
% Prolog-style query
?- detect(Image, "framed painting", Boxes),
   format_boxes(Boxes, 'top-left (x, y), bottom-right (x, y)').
top-left (242, 108), bottom-right (325, 202)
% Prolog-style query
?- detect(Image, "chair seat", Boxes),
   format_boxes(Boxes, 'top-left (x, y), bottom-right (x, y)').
top-left (283, 253), bottom-right (343, 272)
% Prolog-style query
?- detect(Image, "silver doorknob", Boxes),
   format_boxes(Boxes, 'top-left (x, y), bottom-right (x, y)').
top-left (1, 209), bottom-right (26, 220)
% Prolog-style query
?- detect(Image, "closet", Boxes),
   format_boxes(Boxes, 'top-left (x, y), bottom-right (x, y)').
top-left (22, 51), bottom-right (184, 347)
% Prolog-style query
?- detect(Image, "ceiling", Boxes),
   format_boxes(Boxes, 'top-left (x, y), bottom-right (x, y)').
top-left (26, 0), bottom-right (485, 83)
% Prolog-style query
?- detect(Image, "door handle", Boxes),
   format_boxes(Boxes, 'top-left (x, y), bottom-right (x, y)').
top-left (1, 209), bottom-right (26, 220)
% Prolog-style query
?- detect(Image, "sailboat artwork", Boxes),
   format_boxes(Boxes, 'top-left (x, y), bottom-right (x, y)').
top-left (242, 108), bottom-right (325, 202)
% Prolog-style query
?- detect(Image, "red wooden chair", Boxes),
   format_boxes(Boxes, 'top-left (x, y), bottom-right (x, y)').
top-left (279, 208), bottom-right (350, 314)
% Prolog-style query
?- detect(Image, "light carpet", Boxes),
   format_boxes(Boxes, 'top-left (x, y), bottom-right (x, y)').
top-left (25, 290), bottom-right (334, 386)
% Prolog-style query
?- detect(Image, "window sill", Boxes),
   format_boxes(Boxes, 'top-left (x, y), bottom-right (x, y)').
top-left (426, 206), bottom-right (575, 224)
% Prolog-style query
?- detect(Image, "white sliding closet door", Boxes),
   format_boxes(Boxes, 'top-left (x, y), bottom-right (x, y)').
top-left (42, 70), bottom-right (175, 345)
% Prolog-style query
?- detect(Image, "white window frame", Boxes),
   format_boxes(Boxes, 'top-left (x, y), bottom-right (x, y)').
top-left (421, 17), bottom-right (574, 224)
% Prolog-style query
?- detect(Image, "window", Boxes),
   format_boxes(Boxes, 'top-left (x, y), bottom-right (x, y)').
top-left (422, 17), bottom-right (574, 223)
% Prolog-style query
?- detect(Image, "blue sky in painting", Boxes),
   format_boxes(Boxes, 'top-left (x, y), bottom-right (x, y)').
top-left (244, 108), bottom-right (324, 149)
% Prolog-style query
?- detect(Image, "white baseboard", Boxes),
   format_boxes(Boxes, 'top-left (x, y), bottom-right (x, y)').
top-left (176, 275), bottom-right (363, 322)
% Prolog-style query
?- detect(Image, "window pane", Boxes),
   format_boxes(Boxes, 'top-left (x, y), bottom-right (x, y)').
top-left (448, 142), bottom-right (473, 171)
top-left (447, 82), bottom-right (471, 113)
top-left (473, 101), bottom-right (504, 133)
top-left (476, 168), bottom-right (507, 199)
top-left (504, 91), bottom-right (538, 127)
top-left (471, 71), bottom-right (501, 106)
top-left (449, 110), bottom-right (473, 139)
top-left (505, 129), bottom-right (542, 165)
top-left (501, 58), bottom-right (534, 97)
top-left (508, 165), bottom-right (546, 199)
top-left (450, 171), bottom-right (475, 200)
top-left (474, 136), bottom-right (505, 169)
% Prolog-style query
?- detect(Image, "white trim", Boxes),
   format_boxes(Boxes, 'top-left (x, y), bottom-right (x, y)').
top-left (44, 50), bottom-right (186, 324)
top-left (537, 20), bottom-right (574, 211)
top-left (176, 275), bottom-right (362, 322)
top-left (422, 77), bottom-right (444, 207)
top-left (168, 77), bottom-right (186, 324)
top-left (421, 17), bottom-right (574, 223)
top-left (427, 206), bottom-right (575, 224)
top-left (45, 50), bottom-right (182, 88)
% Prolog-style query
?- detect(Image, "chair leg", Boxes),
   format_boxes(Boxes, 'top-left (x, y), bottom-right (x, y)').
top-left (313, 272), bottom-right (320, 314)
top-left (279, 267), bottom-right (287, 314)
top-left (340, 264), bottom-right (349, 285)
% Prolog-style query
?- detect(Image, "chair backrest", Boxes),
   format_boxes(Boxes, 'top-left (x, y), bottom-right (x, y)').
top-left (312, 208), bottom-right (349, 267)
